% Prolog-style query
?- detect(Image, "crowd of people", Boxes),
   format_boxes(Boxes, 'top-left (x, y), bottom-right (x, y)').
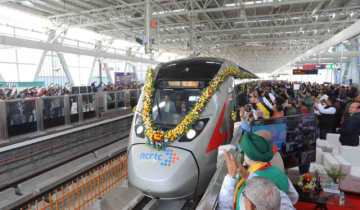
top-left (0, 82), bottom-right (143, 126)
top-left (219, 80), bottom-right (360, 210)
top-left (0, 82), bottom-right (144, 101)
top-left (238, 81), bottom-right (359, 146)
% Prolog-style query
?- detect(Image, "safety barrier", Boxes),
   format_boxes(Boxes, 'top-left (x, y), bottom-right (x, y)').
top-left (20, 153), bottom-right (128, 210)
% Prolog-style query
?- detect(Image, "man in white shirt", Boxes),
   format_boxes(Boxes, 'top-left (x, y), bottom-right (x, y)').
top-left (314, 96), bottom-right (337, 139)
top-left (163, 95), bottom-right (176, 113)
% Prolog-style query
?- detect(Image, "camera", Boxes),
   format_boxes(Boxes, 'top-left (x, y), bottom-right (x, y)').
top-left (245, 104), bottom-right (252, 112)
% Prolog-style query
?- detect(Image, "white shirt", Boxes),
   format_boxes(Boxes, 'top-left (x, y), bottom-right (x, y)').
top-left (262, 97), bottom-right (273, 109)
top-left (165, 101), bottom-right (170, 113)
top-left (314, 103), bottom-right (336, 114)
top-left (269, 93), bottom-right (276, 103)
top-left (218, 172), bottom-right (298, 210)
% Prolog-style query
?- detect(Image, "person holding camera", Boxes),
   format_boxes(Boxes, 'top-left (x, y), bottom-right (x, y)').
top-left (314, 96), bottom-right (337, 139)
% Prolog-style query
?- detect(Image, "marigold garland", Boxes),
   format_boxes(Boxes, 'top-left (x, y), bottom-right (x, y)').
top-left (139, 66), bottom-right (257, 150)
top-left (231, 111), bottom-right (237, 122)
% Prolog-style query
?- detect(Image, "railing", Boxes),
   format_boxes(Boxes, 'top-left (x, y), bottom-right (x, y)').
top-left (19, 153), bottom-right (128, 210)
top-left (0, 89), bottom-right (141, 140)
top-left (0, 82), bottom-right (45, 88)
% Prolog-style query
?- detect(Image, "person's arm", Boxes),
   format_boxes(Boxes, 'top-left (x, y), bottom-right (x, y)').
top-left (298, 93), bottom-right (305, 99)
top-left (287, 179), bottom-right (299, 204)
top-left (256, 102), bottom-right (270, 119)
top-left (315, 103), bottom-right (336, 114)
top-left (36, 89), bottom-right (46, 97)
top-left (241, 121), bottom-right (251, 132)
top-left (304, 98), bottom-right (314, 106)
top-left (218, 176), bottom-right (236, 210)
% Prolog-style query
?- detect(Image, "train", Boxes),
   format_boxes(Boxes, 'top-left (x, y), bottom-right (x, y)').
top-left (127, 57), bottom-right (258, 200)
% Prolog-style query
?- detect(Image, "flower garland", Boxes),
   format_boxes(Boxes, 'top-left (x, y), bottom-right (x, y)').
top-left (230, 111), bottom-right (237, 122)
top-left (140, 66), bottom-right (257, 150)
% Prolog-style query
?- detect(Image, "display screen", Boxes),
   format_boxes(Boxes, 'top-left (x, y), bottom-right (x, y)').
top-left (293, 69), bottom-right (318, 75)
top-left (251, 114), bottom-right (317, 169)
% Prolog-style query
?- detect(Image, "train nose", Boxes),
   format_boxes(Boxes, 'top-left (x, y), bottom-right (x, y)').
top-left (128, 144), bottom-right (198, 200)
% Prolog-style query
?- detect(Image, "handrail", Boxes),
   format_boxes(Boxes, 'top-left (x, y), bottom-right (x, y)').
top-left (196, 126), bottom-right (242, 210)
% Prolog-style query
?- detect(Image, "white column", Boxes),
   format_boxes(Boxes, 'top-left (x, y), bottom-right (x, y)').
top-left (145, 0), bottom-right (152, 54)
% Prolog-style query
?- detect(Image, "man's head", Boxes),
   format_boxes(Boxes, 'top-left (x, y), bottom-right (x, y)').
top-left (164, 95), bottom-right (169, 102)
top-left (326, 96), bottom-right (337, 106)
top-left (273, 104), bottom-right (283, 113)
top-left (305, 90), bottom-right (311, 97)
top-left (255, 130), bottom-right (273, 145)
top-left (241, 132), bottom-right (273, 166)
top-left (255, 110), bottom-right (264, 119)
top-left (180, 101), bottom-right (187, 109)
top-left (355, 94), bottom-right (360, 103)
top-left (244, 176), bottom-right (281, 210)
top-left (176, 94), bottom-right (181, 100)
top-left (349, 102), bottom-right (360, 115)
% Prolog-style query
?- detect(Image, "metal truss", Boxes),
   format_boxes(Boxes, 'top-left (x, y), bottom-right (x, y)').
top-left (2, 0), bottom-right (360, 73)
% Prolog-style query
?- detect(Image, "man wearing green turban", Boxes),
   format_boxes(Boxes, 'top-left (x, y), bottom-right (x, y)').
top-left (219, 132), bottom-right (298, 210)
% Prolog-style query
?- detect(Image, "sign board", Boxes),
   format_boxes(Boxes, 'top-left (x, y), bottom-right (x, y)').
top-left (293, 69), bottom-right (318, 75)
top-left (115, 72), bottom-right (136, 86)
top-left (303, 64), bottom-right (326, 70)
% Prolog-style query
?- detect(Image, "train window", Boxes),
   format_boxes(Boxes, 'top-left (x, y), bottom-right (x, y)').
top-left (151, 89), bottom-right (201, 130)
top-left (156, 59), bottom-right (223, 81)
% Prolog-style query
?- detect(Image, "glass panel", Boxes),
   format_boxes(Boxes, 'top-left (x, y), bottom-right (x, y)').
top-left (69, 96), bottom-right (79, 123)
top-left (6, 100), bottom-right (38, 137)
top-left (42, 98), bottom-right (65, 129)
top-left (107, 93), bottom-right (116, 110)
top-left (82, 94), bottom-right (96, 120)
top-left (130, 91), bottom-right (138, 108)
top-left (117, 92), bottom-right (125, 108)
top-left (151, 89), bottom-right (201, 130)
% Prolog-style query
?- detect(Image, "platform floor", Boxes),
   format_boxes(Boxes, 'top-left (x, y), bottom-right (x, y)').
top-left (87, 184), bottom-right (143, 210)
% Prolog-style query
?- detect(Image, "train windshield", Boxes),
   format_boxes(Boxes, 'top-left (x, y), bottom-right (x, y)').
top-left (151, 59), bottom-right (223, 130)
top-left (151, 88), bottom-right (201, 130)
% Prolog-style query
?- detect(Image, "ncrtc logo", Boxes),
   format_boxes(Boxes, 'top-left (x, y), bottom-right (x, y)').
top-left (139, 149), bottom-right (180, 167)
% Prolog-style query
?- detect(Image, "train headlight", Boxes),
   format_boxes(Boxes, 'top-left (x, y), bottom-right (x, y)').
top-left (136, 126), bottom-right (144, 135)
top-left (186, 129), bottom-right (196, 139)
top-left (194, 121), bottom-right (205, 130)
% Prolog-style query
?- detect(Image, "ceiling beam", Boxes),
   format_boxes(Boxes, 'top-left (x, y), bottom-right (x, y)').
top-left (273, 20), bottom-right (360, 73)
top-left (0, 35), bottom-right (158, 65)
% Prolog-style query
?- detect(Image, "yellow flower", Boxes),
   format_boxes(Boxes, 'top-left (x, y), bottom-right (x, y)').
top-left (304, 185), bottom-right (309, 189)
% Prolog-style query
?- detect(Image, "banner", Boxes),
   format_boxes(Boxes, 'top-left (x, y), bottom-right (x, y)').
top-left (293, 69), bottom-right (318, 75)
top-left (115, 72), bottom-right (136, 86)
top-left (303, 64), bottom-right (325, 70)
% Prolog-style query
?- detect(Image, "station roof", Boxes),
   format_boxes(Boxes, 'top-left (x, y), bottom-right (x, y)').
top-left (1, 0), bottom-right (360, 73)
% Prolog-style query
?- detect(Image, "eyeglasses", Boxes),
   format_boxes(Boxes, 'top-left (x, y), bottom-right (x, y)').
top-left (242, 190), bottom-right (256, 208)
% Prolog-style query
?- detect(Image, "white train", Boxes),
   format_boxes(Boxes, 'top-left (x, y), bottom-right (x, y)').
top-left (127, 57), bottom-right (258, 200)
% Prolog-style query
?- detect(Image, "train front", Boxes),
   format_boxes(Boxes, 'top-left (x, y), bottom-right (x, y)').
top-left (127, 58), bottom-right (234, 200)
